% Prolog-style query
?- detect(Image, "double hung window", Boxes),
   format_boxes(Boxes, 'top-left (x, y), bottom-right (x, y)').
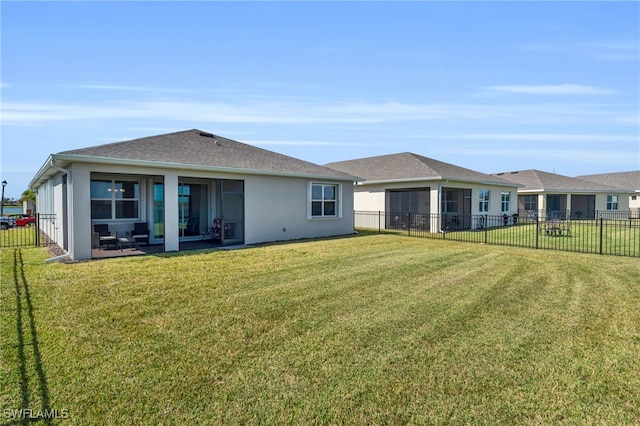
top-left (479, 190), bottom-right (490, 213)
top-left (501, 192), bottom-right (510, 213)
top-left (311, 183), bottom-right (338, 218)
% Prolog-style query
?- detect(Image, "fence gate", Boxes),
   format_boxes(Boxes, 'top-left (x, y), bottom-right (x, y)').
top-left (0, 213), bottom-right (57, 248)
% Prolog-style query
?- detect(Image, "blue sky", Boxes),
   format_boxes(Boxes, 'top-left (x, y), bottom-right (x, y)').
top-left (1, 1), bottom-right (639, 199)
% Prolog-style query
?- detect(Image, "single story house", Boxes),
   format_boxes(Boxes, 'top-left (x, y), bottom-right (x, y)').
top-left (491, 169), bottom-right (634, 219)
top-left (576, 170), bottom-right (640, 213)
top-left (325, 152), bottom-right (522, 232)
top-left (29, 129), bottom-right (358, 260)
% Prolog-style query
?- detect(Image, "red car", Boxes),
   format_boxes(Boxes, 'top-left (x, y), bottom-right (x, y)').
top-left (15, 215), bottom-right (36, 227)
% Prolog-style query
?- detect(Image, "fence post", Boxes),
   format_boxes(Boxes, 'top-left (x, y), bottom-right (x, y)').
top-left (599, 217), bottom-right (604, 255)
top-left (36, 212), bottom-right (40, 247)
top-left (484, 215), bottom-right (488, 244)
top-left (378, 211), bottom-right (381, 234)
top-left (535, 216), bottom-right (539, 249)
top-left (408, 212), bottom-right (412, 237)
top-left (441, 213), bottom-right (445, 239)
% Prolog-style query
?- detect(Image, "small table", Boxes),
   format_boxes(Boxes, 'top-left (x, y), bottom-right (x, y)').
top-left (118, 237), bottom-right (137, 251)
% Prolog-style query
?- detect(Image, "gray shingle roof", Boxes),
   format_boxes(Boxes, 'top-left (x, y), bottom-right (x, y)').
top-left (493, 169), bottom-right (633, 192)
top-left (576, 170), bottom-right (640, 191)
top-left (325, 152), bottom-right (519, 186)
top-left (58, 129), bottom-right (356, 180)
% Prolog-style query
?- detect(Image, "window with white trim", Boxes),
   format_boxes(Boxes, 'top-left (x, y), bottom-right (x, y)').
top-left (478, 189), bottom-right (490, 213)
top-left (311, 183), bottom-right (338, 218)
top-left (91, 179), bottom-right (140, 220)
top-left (501, 192), bottom-right (510, 212)
top-left (606, 194), bottom-right (619, 210)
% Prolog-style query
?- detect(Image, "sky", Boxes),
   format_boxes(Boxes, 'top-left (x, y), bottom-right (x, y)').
top-left (1, 1), bottom-right (639, 200)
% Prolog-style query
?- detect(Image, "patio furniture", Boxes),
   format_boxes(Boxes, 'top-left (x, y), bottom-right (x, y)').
top-left (132, 222), bottom-right (150, 246)
top-left (185, 216), bottom-right (200, 236)
top-left (201, 218), bottom-right (230, 242)
top-left (542, 219), bottom-right (571, 236)
top-left (93, 224), bottom-right (117, 250)
top-left (118, 236), bottom-right (137, 251)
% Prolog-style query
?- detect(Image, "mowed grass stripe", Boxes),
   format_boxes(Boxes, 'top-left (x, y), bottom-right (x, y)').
top-left (2, 235), bottom-right (639, 425)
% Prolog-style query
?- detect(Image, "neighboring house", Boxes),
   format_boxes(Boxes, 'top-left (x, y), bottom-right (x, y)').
top-left (576, 170), bottom-right (640, 213)
top-left (492, 169), bottom-right (634, 219)
top-left (325, 152), bottom-right (521, 232)
top-left (29, 129), bottom-right (358, 260)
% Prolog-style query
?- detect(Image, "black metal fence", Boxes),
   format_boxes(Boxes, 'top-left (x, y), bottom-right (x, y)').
top-left (355, 210), bottom-right (640, 258)
top-left (516, 208), bottom-right (640, 221)
top-left (0, 214), bottom-right (58, 248)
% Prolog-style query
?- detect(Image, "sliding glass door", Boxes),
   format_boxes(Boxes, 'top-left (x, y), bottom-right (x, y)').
top-left (221, 180), bottom-right (244, 245)
top-left (153, 182), bottom-right (164, 239)
top-left (178, 182), bottom-right (208, 239)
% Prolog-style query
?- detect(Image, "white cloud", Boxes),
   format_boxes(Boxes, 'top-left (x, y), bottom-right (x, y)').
top-left (1, 99), bottom-right (500, 125)
top-left (614, 113), bottom-right (640, 125)
top-left (1, 98), bottom-right (633, 127)
top-left (453, 134), bottom-right (639, 143)
top-left (518, 41), bottom-right (640, 61)
top-left (71, 84), bottom-right (194, 95)
top-left (585, 41), bottom-right (640, 61)
top-left (487, 84), bottom-right (616, 95)
top-left (431, 146), bottom-right (636, 165)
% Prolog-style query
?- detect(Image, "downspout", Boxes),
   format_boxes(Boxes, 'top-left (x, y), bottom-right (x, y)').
top-left (45, 159), bottom-right (72, 263)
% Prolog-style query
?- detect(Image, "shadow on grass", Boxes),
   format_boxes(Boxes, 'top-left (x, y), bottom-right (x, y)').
top-left (6, 249), bottom-right (52, 426)
top-left (148, 232), bottom-right (373, 259)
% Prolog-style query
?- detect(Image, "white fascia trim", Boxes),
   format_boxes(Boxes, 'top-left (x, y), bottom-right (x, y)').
top-left (519, 188), bottom-right (634, 194)
top-left (35, 154), bottom-right (359, 184)
top-left (357, 177), bottom-right (443, 186)
top-left (442, 178), bottom-right (522, 188)
top-left (358, 176), bottom-right (521, 188)
top-left (29, 155), bottom-right (56, 188)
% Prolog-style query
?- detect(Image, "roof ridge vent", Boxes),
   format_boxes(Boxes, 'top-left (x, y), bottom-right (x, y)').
top-left (198, 131), bottom-right (214, 138)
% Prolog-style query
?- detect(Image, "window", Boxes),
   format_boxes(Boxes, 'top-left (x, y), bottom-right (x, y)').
top-left (478, 190), bottom-right (490, 213)
top-left (632, 195), bottom-right (637, 201)
top-left (607, 194), bottom-right (619, 210)
top-left (311, 183), bottom-right (339, 218)
top-left (523, 195), bottom-right (537, 211)
top-left (91, 178), bottom-right (140, 220)
top-left (441, 189), bottom-right (458, 213)
top-left (501, 192), bottom-right (510, 212)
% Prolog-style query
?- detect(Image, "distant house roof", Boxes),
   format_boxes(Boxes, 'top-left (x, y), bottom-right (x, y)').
top-left (492, 169), bottom-right (633, 193)
top-left (325, 152), bottom-right (519, 187)
top-left (30, 129), bottom-right (358, 187)
top-left (576, 170), bottom-right (640, 192)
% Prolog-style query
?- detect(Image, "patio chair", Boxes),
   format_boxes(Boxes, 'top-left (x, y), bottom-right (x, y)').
top-left (185, 216), bottom-right (200, 236)
top-left (93, 224), bottom-right (117, 250)
top-left (203, 218), bottom-right (230, 242)
top-left (132, 222), bottom-right (150, 246)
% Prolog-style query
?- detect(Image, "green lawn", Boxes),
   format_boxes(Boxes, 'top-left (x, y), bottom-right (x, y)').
top-left (0, 227), bottom-right (37, 249)
top-left (2, 235), bottom-right (640, 424)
